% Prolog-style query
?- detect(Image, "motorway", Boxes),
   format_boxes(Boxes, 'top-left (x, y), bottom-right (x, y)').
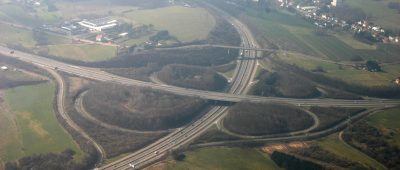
top-left (0, 3), bottom-right (399, 170)
top-left (0, 46), bottom-right (398, 108)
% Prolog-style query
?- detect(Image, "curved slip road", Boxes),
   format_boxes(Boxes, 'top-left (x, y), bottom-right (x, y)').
top-left (0, 3), bottom-right (398, 169)
top-left (46, 68), bottom-right (106, 164)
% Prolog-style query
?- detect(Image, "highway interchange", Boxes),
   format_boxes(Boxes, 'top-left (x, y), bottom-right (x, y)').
top-left (0, 2), bottom-right (399, 169)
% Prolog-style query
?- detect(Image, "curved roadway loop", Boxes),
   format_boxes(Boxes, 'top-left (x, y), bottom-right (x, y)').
top-left (45, 68), bottom-right (106, 164)
top-left (0, 2), bottom-right (397, 170)
top-left (194, 108), bottom-right (384, 148)
top-left (74, 91), bottom-right (174, 134)
top-left (216, 109), bottom-right (320, 139)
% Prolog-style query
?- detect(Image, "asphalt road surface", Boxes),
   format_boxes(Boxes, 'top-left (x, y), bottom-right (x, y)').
top-left (0, 2), bottom-right (398, 169)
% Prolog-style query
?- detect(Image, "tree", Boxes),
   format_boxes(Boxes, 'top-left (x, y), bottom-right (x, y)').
top-left (33, 29), bottom-right (49, 45)
top-left (365, 60), bottom-right (381, 72)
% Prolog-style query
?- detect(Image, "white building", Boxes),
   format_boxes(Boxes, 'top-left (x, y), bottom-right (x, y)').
top-left (78, 18), bottom-right (117, 32)
top-left (331, 0), bottom-right (342, 7)
top-left (1, 66), bottom-right (8, 71)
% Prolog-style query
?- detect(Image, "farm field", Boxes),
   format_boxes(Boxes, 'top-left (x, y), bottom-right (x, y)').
top-left (48, 44), bottom-right (117, 62)
top-left (277, 52), bottom-right (400, 87)
top-left (242, 9), bottom-right (399, 63)
top-left (123, 6), bottom-right (216, 42)
top-left (0, 83), bottom-right (82, 164)
top-left (346, 0), bottom-right (400, 30)
top-left (318, 134), bottom-right (387, 170)
top-left (166, 147), bottom-right (281, 170)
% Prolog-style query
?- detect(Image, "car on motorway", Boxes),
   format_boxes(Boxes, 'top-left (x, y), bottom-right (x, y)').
top-left (10, 51), bottom-right (14, 54)
top-left (129, 163), bottom-right (135, 169)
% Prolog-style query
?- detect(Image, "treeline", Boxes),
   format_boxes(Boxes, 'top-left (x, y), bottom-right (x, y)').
top-left (271, 151), bottom-right (326, 170)
top-left (207, 17), bottom-right (242, 46)
top-left (157, 64), bottom-right (227, 91)
top-left (104, 63), bottom-right (160, 82)
top-left (83, 83), bottom-right (208, 131)
top-left (5, 149), bottom-right (98, 170)
top-left (224, 102), bottom-right (314, 135)
top-left (251, 70), bottom-right (321, 98)
top-left (0, 77), bottom-right (47, 89)
top-left (310, 107), bottom-right (366, 132)
top-left (343, 120), bottom-right (400, 169)
top-left (86, 47), bottom-right (238, 68)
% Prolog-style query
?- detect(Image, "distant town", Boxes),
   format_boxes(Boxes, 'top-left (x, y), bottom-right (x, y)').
top-left (277, 0), bottom-right (399, 44)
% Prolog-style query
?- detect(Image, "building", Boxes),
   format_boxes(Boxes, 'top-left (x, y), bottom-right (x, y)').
top-left (331, 0), bottom-right (342, 7)
top-left (78, 18), bottom-right (117, 32)
top-left (95, 34), bottom-right (103, 42)
top-left (1, 66), bottom-right (8, 71)
top-left (396, 78), bottom-right (400, 85)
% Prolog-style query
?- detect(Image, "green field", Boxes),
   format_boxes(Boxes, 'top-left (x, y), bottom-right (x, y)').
top-left (242, 9), bottom-right (399, 62)
top-left (346, 0), bottom-right (400, 30)
top-left (166, 147), bottom-right (281, 170)
top-left (54, 0), bottom-right (133, 19)
top-left (318, 135), bottom-right (387, 170)
top-left (277, 52), bottom-right (400, 87)
top-left (0, 83), bottom-right (82, 163)
top-left (0, 23), bottom-right (36, 48)
top-left (368, 108), bottom-right (400, 146)
top-left (0, 4), bottom-right (59, 26)
top-left (123, 6), bottom-right (216, 42)
top-left (48, 44), bottom-right (117, 62)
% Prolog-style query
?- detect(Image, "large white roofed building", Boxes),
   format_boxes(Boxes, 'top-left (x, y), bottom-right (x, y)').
top-left (78, 17), bottom-right (118, 32)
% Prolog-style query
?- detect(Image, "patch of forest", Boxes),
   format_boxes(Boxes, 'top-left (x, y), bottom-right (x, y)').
top-left (343, 120), bottom-right (400, 169)
top-left (223, 102), bottom-right (314, 136)
top-left (157, 64), bottom-right (227, 91)
top-left (310, 107), bottom-right (366, 132)
top-left (83, 83), bottom-right (209, 131)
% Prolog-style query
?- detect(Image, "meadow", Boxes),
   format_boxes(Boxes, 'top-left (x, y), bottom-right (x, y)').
top-left (0, 83), bottom-right (82, 163)
top-left (277, 52), bottom-right (400, 87)
top-left (318, 134), bottom-right (387, 170)
top-left (367, 108), bottom-right (400, 146)
top-left (166, 147), bottom-right (281, 170)
top-left (123, 6), bottom-right (216, 42)
top-left (0, 23), bottom-right (36, 48)
top-left (48, 44), bottom-right (117, 62)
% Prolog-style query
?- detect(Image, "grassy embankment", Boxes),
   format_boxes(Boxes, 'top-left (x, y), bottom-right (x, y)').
top-left (166, 147), bottom-right (281, 170)
top-left (0, 83), bottom-right (82, 164)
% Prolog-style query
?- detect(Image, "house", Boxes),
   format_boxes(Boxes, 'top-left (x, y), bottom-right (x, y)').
top-left (78, 17), bottom-right (117, 32)
top-left (1, 66), bottom-right (8, 71)
top-left (395, 78), bottom-right (400, 85)
top-left (331, 0), bottom-right (342, 7)
top-left (95, 34), bottom-right (103, 42)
